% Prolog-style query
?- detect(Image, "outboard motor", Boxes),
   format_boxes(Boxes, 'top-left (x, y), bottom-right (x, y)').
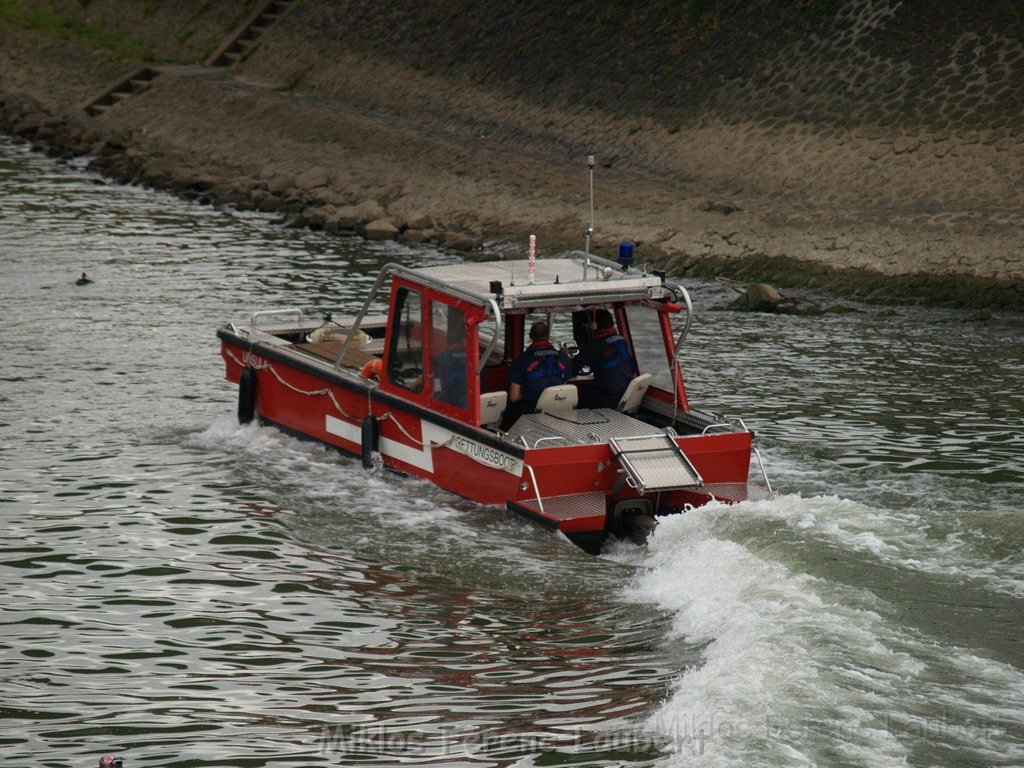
top-left (623, 513), bottom-right (658, 545)
top-left (611, 498), bottom-right (656, 545)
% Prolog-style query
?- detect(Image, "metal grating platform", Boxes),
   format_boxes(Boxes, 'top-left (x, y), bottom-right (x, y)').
top-left (529, 492), bottom-right (606, 521)
top-left (507, 491), bottom-right (607, 534)
top-left (505, 408), bottom-right (657, 448)
top-left (609, 434), bottom-right (702, 493)
top-left (701, 482), bottom-right (775, 503)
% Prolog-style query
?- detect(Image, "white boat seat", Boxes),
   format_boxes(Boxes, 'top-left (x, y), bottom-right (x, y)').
top-left (479, 391), bottom-right (507, 427)
top-left (536, 384), bottom-right (578, 414)
top-left (616, 373), bottom-right (652, 414)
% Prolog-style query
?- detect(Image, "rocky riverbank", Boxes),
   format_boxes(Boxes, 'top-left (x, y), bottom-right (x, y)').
top-left (2, 0), bottom-right (1022, 310)
top-left (0, 90), bottom-right (477, 253)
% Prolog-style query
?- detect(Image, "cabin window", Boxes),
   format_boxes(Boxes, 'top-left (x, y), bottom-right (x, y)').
top-left (522, 311), bottom-right (570, 352)
top-left (430, 303), bottom-right (468, 409)
top-left (387, 286), bottom-right (424, 392)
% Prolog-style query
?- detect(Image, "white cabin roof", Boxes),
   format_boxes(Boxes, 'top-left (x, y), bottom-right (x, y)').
top-left (412, 257), bottom-right (674, 310)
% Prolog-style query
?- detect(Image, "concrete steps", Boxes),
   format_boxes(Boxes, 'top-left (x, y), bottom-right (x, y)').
top-left (82, 67), bottom-right (158, 116)
top-left (205, 0), bottom-right (295, 67)
top-left (82, 0), bottom-right (294, 116)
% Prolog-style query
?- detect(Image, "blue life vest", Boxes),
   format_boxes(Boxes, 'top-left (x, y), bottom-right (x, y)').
top-left (512, 342), bottom-right (571, 405)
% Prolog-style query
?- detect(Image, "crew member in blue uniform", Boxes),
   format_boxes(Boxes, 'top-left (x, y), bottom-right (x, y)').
top-left (572, 309), bottom-right (637, 409)
top-left (504, 320), bottom-right (572, 424)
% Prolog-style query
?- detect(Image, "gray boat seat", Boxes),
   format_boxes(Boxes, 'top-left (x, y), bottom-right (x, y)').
top-left (536, 384), bottom-right (578, 415)
top-left (479, 391), bottom-right (507, 427)
top-left (616, 373), bottom-right (653, 414)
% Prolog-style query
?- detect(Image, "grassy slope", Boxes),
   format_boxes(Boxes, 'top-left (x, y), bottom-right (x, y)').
top-left (0, 0), bottom-right (256, 65)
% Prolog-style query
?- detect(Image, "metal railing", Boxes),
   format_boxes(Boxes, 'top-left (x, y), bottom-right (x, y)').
top-left (249, 308), bottom-right (306, 333)
top-left (751, 447), bottom-right (774, 495)
top-left (523, 463), bottom-right (545, 514)
top-left (332, 263), bottom-right (503, 374)
top-left (532, 436), bottom-right (573, 449)
top-left (664, 280), bottom-right (693, 357)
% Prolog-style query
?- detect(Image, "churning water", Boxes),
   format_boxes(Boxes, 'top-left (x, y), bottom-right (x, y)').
top-left (1, 137), bottom-right (1021, 768)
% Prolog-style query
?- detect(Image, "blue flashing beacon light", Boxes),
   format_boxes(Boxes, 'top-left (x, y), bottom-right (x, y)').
top-left (617, 241), bottom-right (634, 269)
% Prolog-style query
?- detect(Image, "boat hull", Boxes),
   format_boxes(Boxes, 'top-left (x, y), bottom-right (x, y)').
top-left (220, 333), bottom-right (760, 542)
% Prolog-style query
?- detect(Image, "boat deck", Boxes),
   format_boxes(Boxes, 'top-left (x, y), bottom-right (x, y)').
top-left (507, 492), bottom-right (607, 534)
top-left (505, 408), bottom-right (662, 448)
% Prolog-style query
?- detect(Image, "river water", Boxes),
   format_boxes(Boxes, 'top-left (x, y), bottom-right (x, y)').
top-left (1, 137), bottom-right (1022, 768)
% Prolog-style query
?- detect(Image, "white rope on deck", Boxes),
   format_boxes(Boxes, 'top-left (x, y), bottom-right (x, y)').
top-left (225, 347), bottom-right (352, 419)
top-left (226, 348), bottom-right (453, 451)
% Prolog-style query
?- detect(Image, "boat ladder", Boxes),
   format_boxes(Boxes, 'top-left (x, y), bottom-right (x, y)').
top-left (608, 433), bottom-right (703, 494)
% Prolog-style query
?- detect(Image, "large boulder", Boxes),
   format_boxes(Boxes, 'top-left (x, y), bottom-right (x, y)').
top-left (364, 219), bottom-right (398, 240)
top-left (353, 199), bottom-right (385, 221)
top-left (328, 199), bottom-right (386, 230)
top-left (294, 168), bottom-right (331, 191)
top-left (729, 283), bottom-right (782, 312)
top-left (386, 212), bottom-right (406, 231)
top-left (141, 156), bottom-right (178, 187)
top-left (0, 93), bottom-right (44, 125)
top-left (209, 183), bottom-right (249, 207)
top-left (307, 186), bottom-right (345, 206)
top-left (307, 205), bottom-right (336, 229)
top-left (405, 211), bottom-right (433, 230)
top-left (14, 110), bottom-right (49, 138)
top-left (330, 205), bottom-right (363, 230)
top-left (257, 194), bottom-right (285, 212)
top-left (443, 232), bottom-right (479, 252)
top-left (264, 172), bottom-right (295, 195)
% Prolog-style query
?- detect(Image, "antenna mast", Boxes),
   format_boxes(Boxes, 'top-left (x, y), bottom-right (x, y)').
top-left (584, 154), bottom-right (595, 257)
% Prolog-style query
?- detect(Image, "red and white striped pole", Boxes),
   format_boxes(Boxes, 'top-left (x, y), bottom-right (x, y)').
top-left (528, 234), bottom-right (536, 284)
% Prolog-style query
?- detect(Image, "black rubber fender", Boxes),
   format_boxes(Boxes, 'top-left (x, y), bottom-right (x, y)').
top-left (361, 414), bottom-right (379, 468)
top-left (237, 367), bottom-right (257, 424)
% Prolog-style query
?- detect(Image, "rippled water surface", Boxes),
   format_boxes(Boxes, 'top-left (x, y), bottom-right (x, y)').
top-left (1, 139), bottom-right (1022, 768)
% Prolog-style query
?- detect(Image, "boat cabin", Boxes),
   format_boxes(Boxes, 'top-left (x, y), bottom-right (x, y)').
top-left (363, 255), bottom-right (694, 431)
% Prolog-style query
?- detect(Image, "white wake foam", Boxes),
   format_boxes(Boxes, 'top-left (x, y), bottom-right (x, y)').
top-left (617, 502), bottom-right (1024, 767)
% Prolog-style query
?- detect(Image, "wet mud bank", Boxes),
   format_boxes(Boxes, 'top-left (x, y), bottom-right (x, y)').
top-left (0, 92), bottom-right (479, 254)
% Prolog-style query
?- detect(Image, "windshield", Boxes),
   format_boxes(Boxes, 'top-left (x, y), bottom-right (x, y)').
top-left (625, 305), bottom-right (673, 391)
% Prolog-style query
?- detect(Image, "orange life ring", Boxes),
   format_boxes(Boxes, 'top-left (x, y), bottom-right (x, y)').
top-left (361, 358), bottom-right (382, 379)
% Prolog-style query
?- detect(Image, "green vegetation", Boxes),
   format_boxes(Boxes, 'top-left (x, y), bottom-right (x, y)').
top-left (0, 0), bottom-right (156, 61)
top-left (679, 0), bottom-right (714, 23)
top-left (809, 0), bottom-right (837, 18)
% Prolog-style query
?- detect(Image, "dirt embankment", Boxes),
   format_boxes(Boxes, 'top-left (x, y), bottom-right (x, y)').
top-left (1, 0), bottom-right (1022, 309)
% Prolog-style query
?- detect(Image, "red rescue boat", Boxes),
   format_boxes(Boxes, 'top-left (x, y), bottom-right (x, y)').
top-left (217, 248), bottom-right (774, 552)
